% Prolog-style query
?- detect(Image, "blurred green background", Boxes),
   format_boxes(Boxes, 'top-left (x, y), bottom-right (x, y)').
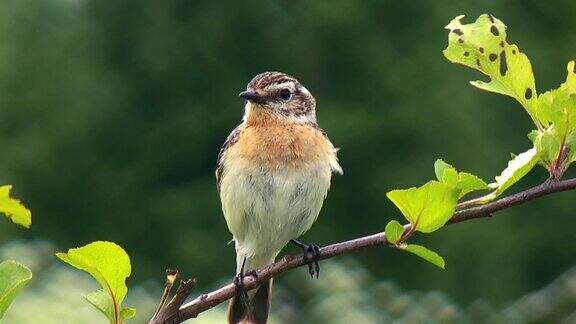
top-left (1, 0), bottom-right (576, 323)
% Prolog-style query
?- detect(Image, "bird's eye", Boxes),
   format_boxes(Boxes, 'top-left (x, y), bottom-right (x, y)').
top-left (279, 89), bottom-right (292, 101)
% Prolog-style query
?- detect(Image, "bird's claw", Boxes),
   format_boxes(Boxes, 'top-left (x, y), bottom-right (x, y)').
top-left (233, 273), bottom-right (250, 308)
top-left (233, 270), bottom-right (259, 308)
top-left (290, 239), bottom-right (322, 279)
top-left (303, 244), bottom-right (321, 279)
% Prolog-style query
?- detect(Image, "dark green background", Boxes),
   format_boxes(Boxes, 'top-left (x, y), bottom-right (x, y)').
top-left (1, 0), bottom-right (575, 313)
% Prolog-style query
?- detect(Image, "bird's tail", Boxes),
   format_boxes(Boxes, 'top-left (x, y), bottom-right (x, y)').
top-left (228, 253), bottom-right (275, 324)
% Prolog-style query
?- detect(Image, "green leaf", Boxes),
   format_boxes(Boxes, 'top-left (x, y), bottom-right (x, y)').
top-left (399, 244), bottom-right (445, 269)
top-left (490, 147), bottom-right (539, 197)
top-left (536, 89), bottom-right (576, 136)
top-left (83, 290), bottom-right (136, 323)
top-left (566, 130), bottom-right (576, 167)
top-left (444, 14), bottom-right (540, 127)
top-left (120, 307), bottom-right (136, 321)
top-left (434, 159), bottom-right (452, 181)
top-left (384, 220), bottom-right (405, 244)
top-left (457, 172), bottom-right (490, 197)
top-left (531, 60), bottom-right (576, 170)
top-left (387, 181), bottom-right (459, 233)
top-left (434, 159), bottom-right (489, 198)
top-left (84, 290), bottom-right (115, 323)
top-left (56, 241), bottom-right (133, 324)
top-left (0, 260), bottom-right (32, 319)
top-left (0, 185), bottom-right (31, 228)
top-left (530, 128), bottom-right (562, 168)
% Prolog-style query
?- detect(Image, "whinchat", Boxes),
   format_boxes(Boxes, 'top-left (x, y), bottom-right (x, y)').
top-left (216, 72), bottom-right (342, 324)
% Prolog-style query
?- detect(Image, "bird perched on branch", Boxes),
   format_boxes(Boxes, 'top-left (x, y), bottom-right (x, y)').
top-left (216, 72), bottom-right (342, 324)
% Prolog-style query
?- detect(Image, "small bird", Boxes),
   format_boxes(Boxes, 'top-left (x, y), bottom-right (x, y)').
top-left (216, 72), bottom-right (342, 324)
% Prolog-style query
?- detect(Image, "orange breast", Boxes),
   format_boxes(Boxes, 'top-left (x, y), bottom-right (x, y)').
top-left (231, 122), bottom-right (334, 169)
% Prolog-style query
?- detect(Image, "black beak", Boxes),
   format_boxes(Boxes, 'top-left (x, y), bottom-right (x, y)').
top-left (239, 90), bottom-right (266, 103)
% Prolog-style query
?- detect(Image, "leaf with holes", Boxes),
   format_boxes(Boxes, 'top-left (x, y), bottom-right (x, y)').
top-left (444, 14), bottom-right (539, 127)
top-left (56, 241), bottom-right (134, 324)
top-left (434, 159), bottom-right (489, 198)
top-left (0, 185), bottom-right (31, 228)
top-left (0, 260), bottom-right (32, 319)
top-left (398, 244), bottom-right (445, 269)
top-left (387, 181), bottom-right (459, 233)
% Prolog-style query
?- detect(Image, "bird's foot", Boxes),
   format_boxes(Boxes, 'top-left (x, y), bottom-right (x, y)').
top-left (290, 239), bottom-right (321, 279)
top-left (233, 270), bottom-right (259, 308)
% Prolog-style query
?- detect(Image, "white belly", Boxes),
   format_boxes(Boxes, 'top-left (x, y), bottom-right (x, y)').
top-left (220, 161), bottom-right (333, 261)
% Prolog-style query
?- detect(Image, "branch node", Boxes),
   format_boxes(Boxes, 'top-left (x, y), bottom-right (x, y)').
top-left (149, 270), bottom-right (198, 324)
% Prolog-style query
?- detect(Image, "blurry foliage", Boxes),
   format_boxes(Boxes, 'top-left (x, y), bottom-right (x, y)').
top-left (0, 260), bottom-right (31, 318)
top-left (1, 0), bottom-right (576, 313)
top-left (1, 241), bottom-right (157, 324)
top-left (0, 185), bottom-right (31, 228)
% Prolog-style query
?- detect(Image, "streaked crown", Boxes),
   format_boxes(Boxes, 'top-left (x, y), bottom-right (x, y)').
top-left (240, 72), bottom-right (316, 122)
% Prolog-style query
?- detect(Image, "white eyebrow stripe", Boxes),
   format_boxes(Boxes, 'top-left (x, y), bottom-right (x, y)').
top-left (265, 82), bottom-right (297, 92)
top-left (298, 86), bottom-right (311, 96)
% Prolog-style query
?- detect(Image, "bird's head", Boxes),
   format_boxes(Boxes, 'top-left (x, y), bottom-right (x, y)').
top-left (239, 72), bottom-right (316, 123)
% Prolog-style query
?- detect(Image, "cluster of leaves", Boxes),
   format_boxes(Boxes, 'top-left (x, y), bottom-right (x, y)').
top-left (385, 14), bottom-right (575, 268)
top-left (444, 14), bottom-right (576, 178)
top-left (0, 186), bottom-right (32, 319)
top-left (0, 185), bottom-right (134, 323)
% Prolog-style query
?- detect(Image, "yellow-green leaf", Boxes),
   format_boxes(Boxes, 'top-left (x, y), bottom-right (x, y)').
top-left (384, 220), bottom-right (405, 244)
top-left (400, 244), bottom-right (445, 269)
top-left (491, 147), bottom-right (539, 197)
top-left (434, 159), bottom-right (489, 198)
top-left (532, 60), bottom-right (576, 170)
top-left (56, 241), bottom-right (133, 324)
top-left (387, 181), bottom-right (459, 233)
top-left (84, 290), bottom-right (115, 323)
top-left (444, 14), bottom-right (540, 127)
top-left (529, 128), bottom-right (562, 168)
top-left (0, 185), bottom-right (31, 228)
top-left (83, 289), bottom-right (136, 324)
top-left (120, 307), bottom-right (136, 321)
top-left (0, 260), bottom-right (32, 319)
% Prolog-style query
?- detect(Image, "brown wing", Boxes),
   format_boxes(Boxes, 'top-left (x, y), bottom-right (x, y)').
top-left (215, 126), bottom-right (242, 193)
top-left (307, 121), bottom-right (343, 175)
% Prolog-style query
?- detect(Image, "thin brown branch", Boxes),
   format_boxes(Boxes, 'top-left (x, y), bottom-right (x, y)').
top-left (150, 177), bottom-right (576, 323)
